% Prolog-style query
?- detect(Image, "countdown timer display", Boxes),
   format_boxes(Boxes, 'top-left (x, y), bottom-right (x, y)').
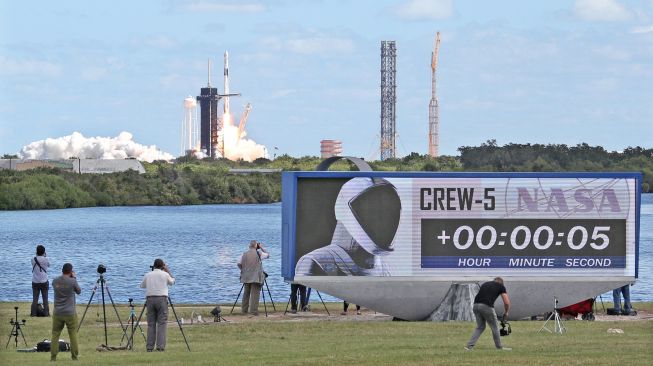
top-left (283, 172), bottom-right (640, 279)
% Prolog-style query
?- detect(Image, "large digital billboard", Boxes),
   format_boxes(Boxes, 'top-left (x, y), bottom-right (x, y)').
top-left (281, 171), bottom-right (641, 320)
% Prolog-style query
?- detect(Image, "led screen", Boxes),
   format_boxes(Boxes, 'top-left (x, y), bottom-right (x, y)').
top-left (284, 174), bottom-right (639, 279)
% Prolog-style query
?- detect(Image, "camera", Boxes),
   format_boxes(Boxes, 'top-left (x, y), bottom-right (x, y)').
top-left (500, 320), bottom-right (512, 336)
top-left (97, 264), bottom-right (107, 274)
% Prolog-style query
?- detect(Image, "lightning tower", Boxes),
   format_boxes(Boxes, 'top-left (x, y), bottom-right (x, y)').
top-left (428, 32), bottom-right (441, 157)
top-left (380, 41), bottom-right (397, 161)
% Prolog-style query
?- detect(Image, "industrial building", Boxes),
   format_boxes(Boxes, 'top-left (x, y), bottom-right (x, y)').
top-left (320, 140), bottom-right (343, 159)
top-left (0, 159), bottom-right (145, 174)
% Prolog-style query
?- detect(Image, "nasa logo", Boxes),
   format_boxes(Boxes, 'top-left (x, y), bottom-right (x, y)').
top-left (516, 188), bottom-right (621, 213)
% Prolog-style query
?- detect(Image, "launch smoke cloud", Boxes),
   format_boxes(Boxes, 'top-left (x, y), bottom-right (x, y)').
top-left (19, 131), bottom-right (174, 162)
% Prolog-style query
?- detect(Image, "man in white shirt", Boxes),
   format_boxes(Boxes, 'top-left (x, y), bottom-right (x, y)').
top-left (140, 258), bottom-right (175, 352)
top-left (31, 244), bottom-right (50, 316)
top-left (238, 241), bottom-right (269, 315)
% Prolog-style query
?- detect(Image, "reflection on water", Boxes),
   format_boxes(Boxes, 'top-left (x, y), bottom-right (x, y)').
top-left (0, 195), bottom-right (651, 304)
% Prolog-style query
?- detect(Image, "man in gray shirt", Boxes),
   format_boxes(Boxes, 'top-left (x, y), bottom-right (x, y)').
top-left (51, 263), bottom-right (81, 361)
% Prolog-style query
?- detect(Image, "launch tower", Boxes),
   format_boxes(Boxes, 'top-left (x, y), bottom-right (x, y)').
top-left (428, 32), bottom-right (441, 157)
top-left (380, 41), bottom-right (397, 161)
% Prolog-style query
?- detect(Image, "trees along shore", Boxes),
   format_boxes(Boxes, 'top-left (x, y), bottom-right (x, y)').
top-left (1, 142), bottom-right (650, 210)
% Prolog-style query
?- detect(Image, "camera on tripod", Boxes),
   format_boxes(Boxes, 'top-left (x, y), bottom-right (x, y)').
top-left (97, 264), bottom-right (107, 274)
top-left (500, 320), bottom-right (512, 336)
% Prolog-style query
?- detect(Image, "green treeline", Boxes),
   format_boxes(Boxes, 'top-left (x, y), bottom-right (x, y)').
top-left (0, 142), bottom-right (650, 210)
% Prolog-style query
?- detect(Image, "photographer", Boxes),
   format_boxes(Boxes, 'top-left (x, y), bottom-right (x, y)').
top-left (238, 240), bottom-right (269, 316)
top-left (465, 277), bottom-right (511, 351)
top-left (140, 258), bottom-right (175, 352)
top-left (31, 244), bottom-right (50, 317)
top-left (51, 263), bottom-right (81, 361)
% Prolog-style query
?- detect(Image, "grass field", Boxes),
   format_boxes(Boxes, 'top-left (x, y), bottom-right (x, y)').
top-left (1, 302), bottom-right (651, 365)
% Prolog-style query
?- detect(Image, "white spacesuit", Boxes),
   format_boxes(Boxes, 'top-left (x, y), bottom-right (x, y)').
top-left (295, 177), bottom-right (401, 276)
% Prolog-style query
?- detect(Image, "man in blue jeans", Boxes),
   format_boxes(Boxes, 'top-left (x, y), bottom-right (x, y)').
top-left (613, 284), bottom-right (633, 315)
top-left (465, 277), bottom-right (511, 351)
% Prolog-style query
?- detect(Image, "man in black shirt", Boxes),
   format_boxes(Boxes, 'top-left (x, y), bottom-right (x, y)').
top-left (465, 277), bottom-right (511, 351)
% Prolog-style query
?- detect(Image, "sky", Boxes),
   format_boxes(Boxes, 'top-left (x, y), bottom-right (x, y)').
top-left (0, 0), bottom-right (652, 159)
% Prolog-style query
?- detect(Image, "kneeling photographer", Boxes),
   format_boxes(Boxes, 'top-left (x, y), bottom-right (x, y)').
top-left (140, 259), bottom-right (175, 352)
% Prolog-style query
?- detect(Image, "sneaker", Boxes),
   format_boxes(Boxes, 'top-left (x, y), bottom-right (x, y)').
top-left (499, 347), bottom-right (512, 351)
top-left (340, 311), bottom-right (347, 315)
top-left (464, 346), bottom-right (472, 351)
top-left (291, 309), bottom-right (297, 314)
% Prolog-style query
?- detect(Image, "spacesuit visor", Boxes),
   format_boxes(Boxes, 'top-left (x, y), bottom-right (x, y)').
top-left (349, 183), bottom-right (401, 250)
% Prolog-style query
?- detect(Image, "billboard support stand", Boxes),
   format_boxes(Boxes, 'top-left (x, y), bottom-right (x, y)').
top-left (539, 297), bottom-right (566, 334)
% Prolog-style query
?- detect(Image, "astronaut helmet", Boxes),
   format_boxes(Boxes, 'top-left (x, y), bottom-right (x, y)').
top-left (334, 177), bottom-right (402, 256)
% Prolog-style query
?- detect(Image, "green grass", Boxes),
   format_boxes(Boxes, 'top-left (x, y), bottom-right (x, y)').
top-left (1, 302), bottom-right (651, 365)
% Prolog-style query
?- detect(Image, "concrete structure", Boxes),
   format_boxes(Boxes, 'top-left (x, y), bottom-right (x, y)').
top-left (0, 159), bottom-right (145, 174)
top-left (380, 41), bottom-right (397, 161)
top-left (320, 140), bottom-right (343, 159)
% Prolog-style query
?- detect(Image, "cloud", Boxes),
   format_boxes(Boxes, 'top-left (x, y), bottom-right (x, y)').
top-left (185, 1), bottom-right (264, 13)
top-left (630, 25), bottom-right (653, 34)
top-left (0, 56), bottom-right (62, 77)
top-left (395, 0), bottom-right (453, 20)
top-left (260, 35), bottom-right (355, 55)
top-left (81, 66), bottom-right (109, 81)
top-left (573, 0), bottom-right (631, 22)
top-left (287, 37), bottom-right (354, 54)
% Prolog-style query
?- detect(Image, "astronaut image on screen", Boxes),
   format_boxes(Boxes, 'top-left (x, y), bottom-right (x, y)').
top-left (295, 177), bottom-right (402, 276)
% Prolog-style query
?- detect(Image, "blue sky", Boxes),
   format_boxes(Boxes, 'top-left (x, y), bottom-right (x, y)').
top-left (1, 0), bottom-right (652, 158)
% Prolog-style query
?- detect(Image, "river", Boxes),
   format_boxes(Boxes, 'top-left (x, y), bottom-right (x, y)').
top-left (1, 195), bottom-right (651, 305)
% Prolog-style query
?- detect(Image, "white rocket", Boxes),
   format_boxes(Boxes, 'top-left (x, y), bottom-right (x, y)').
top-left (224, 51), bottom-right (230, 116)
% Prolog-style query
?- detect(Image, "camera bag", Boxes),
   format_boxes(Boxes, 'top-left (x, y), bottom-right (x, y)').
top-left (36, 339), bottom-right (70, 352)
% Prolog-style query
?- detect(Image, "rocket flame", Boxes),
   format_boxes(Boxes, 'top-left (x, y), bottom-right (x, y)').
top-left (218, 112), bottom-right (267, 162)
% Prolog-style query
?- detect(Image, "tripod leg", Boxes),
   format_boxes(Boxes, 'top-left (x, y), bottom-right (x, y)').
top-left (5, 324), bottom-right (16, 348)
top-left (261, 285), bottom-right (268, 317)
top-left (315, 290), bottom-right (330, 316)
top-left (105, 284), bottom-right (128, 340)
top-left (100, 279), bottom-right (108, 346)
top-left (230, 284), bottom-right (245, 314)
top-left (167, 296), bottom-right (191, 352)
top-left (264, 280), bottom-right (276, 311)
top-left (284, 294), bottom-right (291, 315)
top-left (77, 284), bottom-right (98, 331)
top-left (18, 327), bottom-right (28, 347)
top-left (127, 302), bottom-right (147, 350)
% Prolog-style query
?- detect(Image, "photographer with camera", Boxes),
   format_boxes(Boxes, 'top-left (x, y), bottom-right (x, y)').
top-left (237, 240), bottom-right (269, 316)
top-left (465, 277), bottom-right (511, 351)
top-left (140, 259), bottom-right (175, 352)
top-left (31, 244), bottom-right (50, 317)
top-left (51, 263), bottom-right (81, 361)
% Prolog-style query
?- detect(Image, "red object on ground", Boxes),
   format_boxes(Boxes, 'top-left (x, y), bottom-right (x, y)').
top-left (559, 298), bottom-right (595, 317)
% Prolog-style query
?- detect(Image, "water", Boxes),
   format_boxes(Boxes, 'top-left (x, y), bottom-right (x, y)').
top-left (1, 197), bottom-right (652, 304)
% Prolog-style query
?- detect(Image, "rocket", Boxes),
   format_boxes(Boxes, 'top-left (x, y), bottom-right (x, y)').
top-left (224, 51), bottom-right (230, 116)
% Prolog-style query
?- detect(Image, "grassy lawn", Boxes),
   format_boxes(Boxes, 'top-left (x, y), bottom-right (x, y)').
top-left (1, 302), bottom-right (651, 365)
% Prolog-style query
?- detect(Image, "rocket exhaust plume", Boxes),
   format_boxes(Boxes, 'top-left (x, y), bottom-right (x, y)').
top-left (214, 50), bottom-right (267, 162)
top-left (19, 131), bottom-right (174, 162)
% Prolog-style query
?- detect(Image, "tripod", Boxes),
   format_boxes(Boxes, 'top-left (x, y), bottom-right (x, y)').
top-left (284, 287), bottom-right (331, 316)
top-left (230, 279), bottom-right (276, 317)
top-left (78, 272), bottom-right (128, 346)
top-left (539, 297), bottom-right (566, 334)
top-left (5, 307), bottom-right (27, 348)
top-left (120, 298), bottom-right (145, 349)
top-left (126, 295), bottom-right (191, 352)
